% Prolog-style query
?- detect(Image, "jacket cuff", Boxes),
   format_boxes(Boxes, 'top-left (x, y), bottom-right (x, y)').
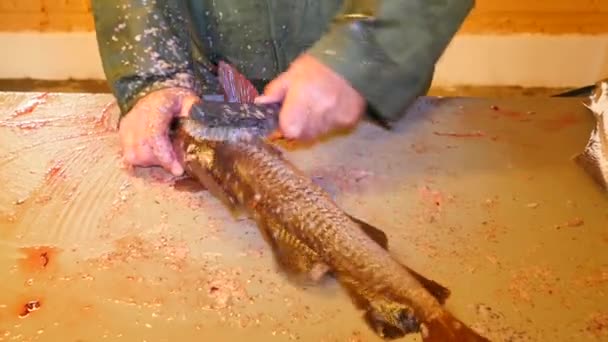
top-left (117, 71), bottom-right (203, 117)
top-left (307, 22), bottom-right (435, 124)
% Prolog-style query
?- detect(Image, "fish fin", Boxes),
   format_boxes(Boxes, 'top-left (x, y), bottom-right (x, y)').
top-left (182, 145), bottom-right (244, 216)
top-left (252, 138), bottom-right (284, 157)
top-left (265, 142), bottom-right (285, 157)
top-left (172, 176), bottom-right (207, 193)
top-left (347, 214), bottom-right (451, 303)
top-left (339, 275), bottom-right (420, 339)
top-left (346, 214), bottom-right (388, 249)
top-left (422, 312), bottom-right (490, 342)
top-left (339, 277), bottom-right (371, 310)
top-left (364, 299), bottom-right (420, 339)
top-left (256, 217), bottom-right (331, 285)
top-left (217, 61), bottom-right (260, 104)
top-left (402, 266), bottom-right (451, 305)
top-left (272, 244), bottom-right (331, 286)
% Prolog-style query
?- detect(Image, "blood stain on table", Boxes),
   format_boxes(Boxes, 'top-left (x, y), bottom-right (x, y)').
top-left (17, 246), bottom-right (61, 273)
top-left (538, 112), bottom-right (583, 132)
top-left (11, 93), bottom-right (48, 118)
top-left (17, 299), bottom-right (42, 319)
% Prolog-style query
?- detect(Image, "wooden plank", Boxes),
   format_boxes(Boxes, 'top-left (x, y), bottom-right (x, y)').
top-left (0, 92), bottom-right (606, 341)
top-left (2, 0), bottom-right (608, 33)
top-left (471, 0), bottom-right (608, 13)
top-left (460, 11), bottom-right (608, 34)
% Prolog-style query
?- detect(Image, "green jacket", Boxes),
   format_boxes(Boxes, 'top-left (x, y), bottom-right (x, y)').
top-left (92, 0), bottom-right (473, 124)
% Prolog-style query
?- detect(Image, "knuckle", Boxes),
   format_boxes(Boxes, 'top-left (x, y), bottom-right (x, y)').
top-left (281, 125), bottom-right (299, 139)
top-left (122, 150), bottom-right (138, 164)
top-left (317, 94), bottom-right (338, 112)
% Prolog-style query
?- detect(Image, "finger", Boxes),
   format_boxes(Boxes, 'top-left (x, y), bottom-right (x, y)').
top-left (132, 140), bottom-right (157, 167)
top-left (279, 88), bottom-right (309, 139)
top-left (255, 72), bottom-right (289, 104)
top-left (148, 93), bottom-right (190, 173)
top-left (125, 112), bottom-right (160, 167)
top-left (128, 120), bottom-right (157, 166)
top-left (299, 111), bottom-right (325, 141)
top-left (149, 133), bottom-right (183, 176)
top-left (301, 119), bottom-right (323, 141)
top-left (315, 107), bottom-right (335, 137)
top-left (331, 95), bottom-right (357, 129)
top-left (149, 94), bottom-right (192, 175)
top-left (179, 94), bottom-right (201, 118)
top-left (138, 104), bottom-right (183, 175)
top-left (171, 136), bottom-right (186, 167)
top-left (119, 123), bottom-right (138, 165)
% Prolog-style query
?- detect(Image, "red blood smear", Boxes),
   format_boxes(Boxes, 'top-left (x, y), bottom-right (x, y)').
top-left (433, 131), bottom-right (486, 138)
top-left (96, 101), bottom-right (118, 132)
top-left (173, 177), bottom-right (206, 193)
top-left (539, 112), bottom-right (582, 132)
top-left (0, 119), bottom-right (52, 131)
top-left (13, 120), bottom-right (52, 130)
top-left (45, 161), bottom-right (64, 183)
top-left (17, 246), bottom-right (60, 273)
top-left (418, 186), bottom-right (444, 207)
top-left (217, 61), bottom-right (260, 104)
top-left (0, 212), bottom-right (17, 223)
top-left (12, 93), bottom-right (49, 118)
top-left (499, 110), bottom-right (524, 119)
top-left (490, 105), bottom-right (530, 121)
top-left (14, 298), bottom-right (42, 319)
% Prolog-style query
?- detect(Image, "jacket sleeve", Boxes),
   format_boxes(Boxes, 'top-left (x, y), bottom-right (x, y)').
top-left (91, 0), bottom-right (203, 116)
top-left (307, 0), bottom-right (474, 124)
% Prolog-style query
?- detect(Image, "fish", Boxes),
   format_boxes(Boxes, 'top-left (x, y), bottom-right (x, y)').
top-left (574, 80), bottom-right (608, 191)
top-left (172, 61), bottom-right (491, 341)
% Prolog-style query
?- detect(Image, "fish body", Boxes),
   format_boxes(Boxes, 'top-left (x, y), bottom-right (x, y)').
top-left (176, 130), bottom-right (488, 341)
top-left (174, 60), bottom-right (490, 341)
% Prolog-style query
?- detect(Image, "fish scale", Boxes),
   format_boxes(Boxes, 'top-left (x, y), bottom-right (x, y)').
top-left (227, 140), bottom-right (439, 314)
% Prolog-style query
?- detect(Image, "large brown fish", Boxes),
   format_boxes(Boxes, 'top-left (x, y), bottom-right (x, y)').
top-left (173, 62), bottom-right (490, 341)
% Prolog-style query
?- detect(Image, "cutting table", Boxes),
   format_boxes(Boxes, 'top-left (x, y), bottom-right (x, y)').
top-left (0, 92), bottom-right (606, 341)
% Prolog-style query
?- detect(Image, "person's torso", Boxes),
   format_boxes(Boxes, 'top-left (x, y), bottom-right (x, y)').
top-left (186, 0), bottom-right (344, 82)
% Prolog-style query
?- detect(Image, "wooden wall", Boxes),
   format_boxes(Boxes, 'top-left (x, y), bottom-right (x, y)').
top-left (0, 0), bottom-right (93, 32)
top-left (0, 0), bottom-right (92, 31)
top-left (460, 0), bottom-right (608, 34)
top-left (1, 0), bottom-right (607, 34)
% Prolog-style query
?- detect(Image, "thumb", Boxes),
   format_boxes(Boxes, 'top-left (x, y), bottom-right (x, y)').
top-left (255, 72), bottom-right (289, 104)
top-left (179, 94), bottom-right (201, 118)
top-left (278, 89), bottom-right (308, 139)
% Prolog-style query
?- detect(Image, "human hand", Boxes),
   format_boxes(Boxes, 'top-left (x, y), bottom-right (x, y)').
top-left (255, 53), bottom-right (366, 141)
top-left (119, 87), bottom-right (200, 176)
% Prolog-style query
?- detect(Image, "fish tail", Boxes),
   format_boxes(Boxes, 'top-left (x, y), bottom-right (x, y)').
top-left (422, 311), bottom-right (490, 342)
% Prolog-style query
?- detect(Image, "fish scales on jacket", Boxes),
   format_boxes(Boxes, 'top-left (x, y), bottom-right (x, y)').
top-left (173, 62), bottom-right (490, 341)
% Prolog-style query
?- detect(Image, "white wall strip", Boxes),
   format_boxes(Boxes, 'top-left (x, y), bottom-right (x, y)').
top-left (0, 32), bottom-right (607, 87)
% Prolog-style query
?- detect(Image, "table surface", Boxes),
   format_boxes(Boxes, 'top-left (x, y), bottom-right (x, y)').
top-left (0, 92), bottom-right (606, 342)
